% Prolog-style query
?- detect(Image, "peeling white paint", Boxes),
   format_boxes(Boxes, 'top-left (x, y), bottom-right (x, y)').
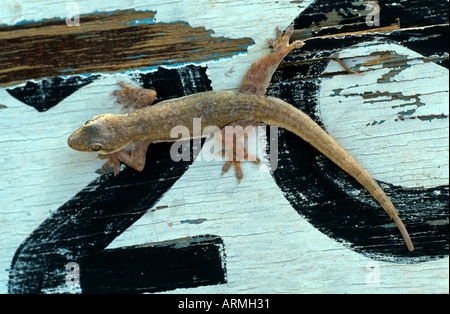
top-left (319, 41), bottom-right (449, 188)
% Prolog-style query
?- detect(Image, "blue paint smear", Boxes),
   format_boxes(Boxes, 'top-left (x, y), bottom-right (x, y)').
top-left (180, 218), bottom-right (207, 225)
top-left (126, 55), bottom-right (148, 60)
top-left (76, 34), bottom-right (101, 39)
top-left (122, 18), bottom-right (156, 26)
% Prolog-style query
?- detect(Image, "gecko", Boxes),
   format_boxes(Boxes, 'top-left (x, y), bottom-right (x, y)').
top-left (67, 24), bottom-right (414, 252)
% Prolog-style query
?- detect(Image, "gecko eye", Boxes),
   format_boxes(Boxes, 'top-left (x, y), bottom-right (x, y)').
top-left (84, 120), bottom-right (95, 126)
top-left (88, 143), bottom-right (102, 152)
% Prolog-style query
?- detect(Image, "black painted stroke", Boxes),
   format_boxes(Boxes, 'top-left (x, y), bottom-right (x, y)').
top-left (5, 63), bottom-right (215, 113)
top-left (268, 0), bottom-right (449, 262)
top-left (80, 235), bottom-right (226, 294)
top-left (273, 126), bottom-right (449, 261)
top-left (6, 75), bottom-right (101, 112)
top-left (8, 138), bottom-right (226, 294)
top-left (8, 65), bottom-right (215, 294)
top-left (7, 142), bottom-right (187, 293)
top-left (138, 66), bottom-right (214, 100)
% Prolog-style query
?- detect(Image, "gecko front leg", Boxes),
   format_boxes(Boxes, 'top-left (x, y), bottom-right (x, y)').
top-left (97, 140), bottom-right (151, 176)
top-left (112, 81), bottom-right (157, 109)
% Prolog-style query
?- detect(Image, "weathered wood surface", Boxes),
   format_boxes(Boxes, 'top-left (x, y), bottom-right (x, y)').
top-left (0, 9), bottom-right (253, 87)
top-left (0, 0), bottom-right (448, 294)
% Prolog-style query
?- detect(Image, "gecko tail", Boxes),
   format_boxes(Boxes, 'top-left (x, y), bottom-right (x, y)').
top-left (394, 216), bottom-right (415, 251)
top-left (261, 95), bottom-right (415, 252)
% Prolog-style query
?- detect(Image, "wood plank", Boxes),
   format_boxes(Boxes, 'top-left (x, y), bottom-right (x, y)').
top-left (0, 9), bottom-right (253, 87)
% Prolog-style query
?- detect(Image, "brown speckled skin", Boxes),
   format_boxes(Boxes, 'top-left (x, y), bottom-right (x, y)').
top-left (67, 25), bottom-right (414, 251)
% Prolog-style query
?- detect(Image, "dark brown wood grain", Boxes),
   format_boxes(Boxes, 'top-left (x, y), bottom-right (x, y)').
top-left (0, 9), bottom-right (253, 87)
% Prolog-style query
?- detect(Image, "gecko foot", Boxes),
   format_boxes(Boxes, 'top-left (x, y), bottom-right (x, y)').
top-left (218, 121), bottom-right (261, 183)
top-left (112, 81), bottom-right (157, 109)
top-left (268, 24), bottom-right (305, 52)
top-left (221, 152), bottom-right (261, 183)
top-left (97, 153), bottom-right (122, 176)
top-left (219, 134), bottom-right (260, 183)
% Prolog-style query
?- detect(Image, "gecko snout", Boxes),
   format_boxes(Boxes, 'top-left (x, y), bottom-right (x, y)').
top-left (67, 132), bottom-right (82, 151)
top-left (67, 127), bottom-right (92, 152)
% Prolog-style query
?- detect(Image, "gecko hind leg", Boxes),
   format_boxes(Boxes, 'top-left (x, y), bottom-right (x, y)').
top-left (220, 152), bottom-right (261, 183)
top-left (219, 123), bottom-right (261, 183)
top-left (268, 24), bottom-right (305, 52)
top-left (239, 24), bottom-right (304, 95)
top-left (112, 81), bottom-right (157, 109)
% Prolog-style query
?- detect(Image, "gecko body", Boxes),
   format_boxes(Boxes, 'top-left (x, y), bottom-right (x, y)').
top-left (68, 25), bottom-right (414, 251)
top-left (68, 90), bottom-right (414, 251)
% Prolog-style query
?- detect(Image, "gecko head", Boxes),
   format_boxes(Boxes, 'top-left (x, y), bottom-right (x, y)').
top-left (67, 114), bottom-right (131, 154)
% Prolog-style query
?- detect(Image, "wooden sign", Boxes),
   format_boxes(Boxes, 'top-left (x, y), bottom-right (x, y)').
top-left (1, 0), bottom-right (448, 294)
